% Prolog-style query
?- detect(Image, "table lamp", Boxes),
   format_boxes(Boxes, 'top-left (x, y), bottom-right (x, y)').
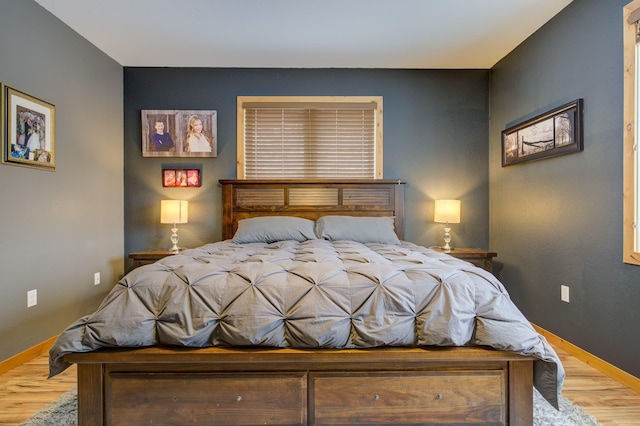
top-left (160, 200), bottom-right (188, 253)
top-left (434, 199), bottom-right (460, 251)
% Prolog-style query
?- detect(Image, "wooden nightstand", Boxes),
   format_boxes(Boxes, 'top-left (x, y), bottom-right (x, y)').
top-left (431, 247), bottom-right (497, 273)
top-left (128, 249), bottom-right (175, 269)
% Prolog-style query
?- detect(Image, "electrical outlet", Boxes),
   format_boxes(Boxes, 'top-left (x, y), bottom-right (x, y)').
top-left (94, 272), bottom-right (101, 285)
top-left (561, 285), bottom-right (570, 303)
top-left (27, 289), bottom-right (37, 307)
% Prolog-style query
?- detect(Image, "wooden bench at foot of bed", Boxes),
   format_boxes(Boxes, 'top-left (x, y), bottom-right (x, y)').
top-left (65, 346), bottom-right (534, 426)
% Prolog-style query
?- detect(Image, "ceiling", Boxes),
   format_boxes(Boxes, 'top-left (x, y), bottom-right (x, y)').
top-left (35, 0), bottom-right (573, 69)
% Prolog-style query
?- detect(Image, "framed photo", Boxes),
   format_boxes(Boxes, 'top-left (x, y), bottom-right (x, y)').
top-left (142, 109), bottom-right (217, 158)
top-left (1, 83), bottom-right (56, 171)
top-left (502, 99), bottom-right (583, 167)
top-left (163, 168), bottom-right (201, 187)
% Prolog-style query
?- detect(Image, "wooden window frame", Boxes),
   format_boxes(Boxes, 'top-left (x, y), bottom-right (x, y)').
top-left (624, 0), bottom-right (640, 265)
top-left (236, 96), bottom-right (383, 179)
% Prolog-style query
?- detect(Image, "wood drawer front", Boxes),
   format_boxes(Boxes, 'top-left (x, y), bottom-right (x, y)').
top-left (310, 371), bottom-right (506, 425)
top-left (106, 372), bottom-right (307, 425)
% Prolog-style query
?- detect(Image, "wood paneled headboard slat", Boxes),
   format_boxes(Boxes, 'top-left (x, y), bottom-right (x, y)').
top-left (219, 180), bottom-right (406, 240)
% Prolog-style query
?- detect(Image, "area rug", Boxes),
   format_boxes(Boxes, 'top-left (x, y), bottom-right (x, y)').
top-left (22, 387), bottom-right (602, 426)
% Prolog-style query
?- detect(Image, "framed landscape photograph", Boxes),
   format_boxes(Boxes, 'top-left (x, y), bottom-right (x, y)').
top-left (142, 109), bottom-right (217, 158)
top-left (1, 83), bottom-right (56, 171)
top-left (502, 99), bottom-right (583, 167)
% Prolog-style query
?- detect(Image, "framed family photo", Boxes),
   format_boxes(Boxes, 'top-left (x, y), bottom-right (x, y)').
top-left (141, 109), bottom-right (217, 158)
top-left (502, 99), bottom-right (583, 167)
top-left (162, 168), bottom-right (201, 187)
top-left (1, 83), bottom-right (56, 171)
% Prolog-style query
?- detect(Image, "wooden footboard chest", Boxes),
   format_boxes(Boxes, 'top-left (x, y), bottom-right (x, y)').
top-left (65, 346), bottom-right (534, 425)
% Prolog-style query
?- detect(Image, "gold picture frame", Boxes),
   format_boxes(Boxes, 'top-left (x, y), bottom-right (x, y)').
top-left (1, 83), bottom-right (56, 171)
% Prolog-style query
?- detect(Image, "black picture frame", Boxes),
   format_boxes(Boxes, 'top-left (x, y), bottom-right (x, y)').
top-left (502, 99), bottom-right (583, 167)
top-left (162, 168), bottom-right (201, 187)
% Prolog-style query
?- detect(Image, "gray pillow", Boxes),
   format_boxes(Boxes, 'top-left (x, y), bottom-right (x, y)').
top-left (315, 216), bottom-right (400, 244)
top-left (232, 216), bottom-right (317, 243)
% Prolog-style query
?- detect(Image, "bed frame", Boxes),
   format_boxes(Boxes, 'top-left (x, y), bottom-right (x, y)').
top-left (65, 179), bottom-right (534, 425)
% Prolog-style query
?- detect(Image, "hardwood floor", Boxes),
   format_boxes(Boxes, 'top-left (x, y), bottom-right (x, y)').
top-left (0, 354), bottom-right (75, 426)
top-left (0, 344), bottom-right (638, 425)
top-left (554, 346), bottom-right (640, 425)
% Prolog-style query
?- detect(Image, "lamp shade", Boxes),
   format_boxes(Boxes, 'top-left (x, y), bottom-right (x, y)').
top-left (434, 199), bottom-right (461, 224)
top-left (160, 200), bottom-right (188, 224)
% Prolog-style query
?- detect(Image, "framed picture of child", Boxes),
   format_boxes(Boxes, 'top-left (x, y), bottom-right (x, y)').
top-left (141, 109), bottom-right (217, 158)
top-left (1, 83), bottom-right (56, 171)
top-left (162, 169), bottom-right (176, 187)
top-left (162, 168), bottom-right (201, 187)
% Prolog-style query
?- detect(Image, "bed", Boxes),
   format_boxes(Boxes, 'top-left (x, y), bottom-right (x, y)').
top-left (50, 179), bottom-right (563, 426)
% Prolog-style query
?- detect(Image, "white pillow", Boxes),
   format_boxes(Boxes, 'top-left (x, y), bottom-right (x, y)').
top-left (232, 216), bottom-right (317, 243)
top-left (315, 216), bottom-right (400, 244)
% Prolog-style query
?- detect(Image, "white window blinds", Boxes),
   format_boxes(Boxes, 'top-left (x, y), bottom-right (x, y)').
top-left (238, 97), bottom-right (383, 179)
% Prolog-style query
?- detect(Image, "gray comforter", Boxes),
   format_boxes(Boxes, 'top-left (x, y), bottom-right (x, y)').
top-left (49, 239), bottom-right (564, 407)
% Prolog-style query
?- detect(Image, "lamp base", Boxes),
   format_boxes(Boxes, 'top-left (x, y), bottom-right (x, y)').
top-left (442, 224), bottom-right (453, 252)
top-left (169, 225), bottom-right (181, 253)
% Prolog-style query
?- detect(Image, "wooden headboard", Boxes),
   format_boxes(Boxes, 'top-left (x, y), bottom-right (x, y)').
top-left (219, 180), bottom-right (406, 240)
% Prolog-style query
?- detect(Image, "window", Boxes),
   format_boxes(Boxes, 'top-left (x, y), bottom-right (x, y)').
top-left (237, 96), bottom-right (383, 179)
top-left (624, 1), bottom-right (640, 265)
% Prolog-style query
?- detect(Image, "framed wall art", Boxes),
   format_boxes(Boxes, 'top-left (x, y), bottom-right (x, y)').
top-left (1, 83), bottom-right (56, 171)
top-left (502, 99), bottom-right (583, 167)
top-left (141, 109), bottom-right (217, 158)
top-left (162, 168), bottom-right (201, 187)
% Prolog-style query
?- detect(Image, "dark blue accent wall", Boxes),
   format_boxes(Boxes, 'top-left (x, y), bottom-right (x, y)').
top-left (119, 0), bottom-right (640, 382)
top-left (124, 68), bottom-right (491, 263)
top-left (3, 0), bottom-right (637, 382)
top-left (490, 0), bottom-right (640, 378)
